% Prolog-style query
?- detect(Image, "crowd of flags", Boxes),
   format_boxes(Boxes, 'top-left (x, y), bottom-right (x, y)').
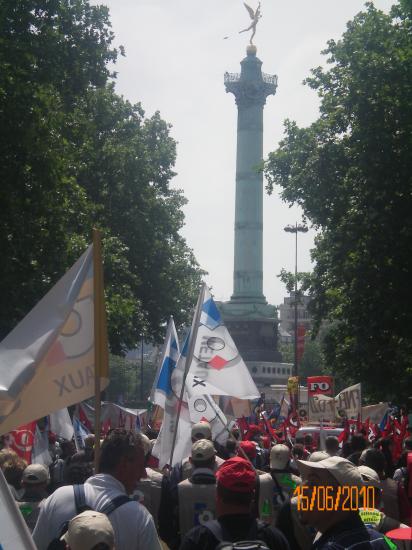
top-left (0, 238), bottom-right (409, 472)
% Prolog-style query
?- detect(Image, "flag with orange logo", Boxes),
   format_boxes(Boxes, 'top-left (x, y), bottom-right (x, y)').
top-left (0, 240), bottom-right (109, 435)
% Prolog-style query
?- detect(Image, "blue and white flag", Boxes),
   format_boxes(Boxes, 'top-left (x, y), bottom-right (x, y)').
top-left (152, 332), bottom-right (192, 468)
top-left (73, 417), bottom-right (90, 452)
top-left (150, 317), bottom-right (180, 409)
top-left (184, 286), bottom-right (259, 400)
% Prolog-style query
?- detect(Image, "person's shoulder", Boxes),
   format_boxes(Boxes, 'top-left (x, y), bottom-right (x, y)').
top-left (180, 523), bottom-right (217, 550)
top-left (261, 523), bottom-right (291, 549)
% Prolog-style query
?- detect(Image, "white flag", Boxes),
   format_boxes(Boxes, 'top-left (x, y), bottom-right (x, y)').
top-left (152, 333), bottom-right (192, 468)
top-left (31, 426), bottom-right (52, 466)
top-left (0, 242), bottom-right (109, 435)
top-left (150, 317), bottom-right (180, 409)
top-left (184, 286), bottom-right (259, 400)
top-left (49, 407), bottom-right (74, 441)
top-left (188, 394), bottom-right (229, 445)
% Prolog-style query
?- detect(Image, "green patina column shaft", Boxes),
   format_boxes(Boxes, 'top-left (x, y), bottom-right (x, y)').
top-left (225, 45), bottom-right (277, 304)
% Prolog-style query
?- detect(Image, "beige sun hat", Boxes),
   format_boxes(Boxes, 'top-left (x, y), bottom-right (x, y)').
top-left (61, 510), bottom-right (115, 550)
top-left (309, 451), bottom-right (330, 463)
top-left (358, 465), bottom-right (381, 488)
top-left (297, 456), bottom-right (364, 488)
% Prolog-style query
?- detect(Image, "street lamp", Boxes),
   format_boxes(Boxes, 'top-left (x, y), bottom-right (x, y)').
top-left (284, 223), bottom-right (308, 377)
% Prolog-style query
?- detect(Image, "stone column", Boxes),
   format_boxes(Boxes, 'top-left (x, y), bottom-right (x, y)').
top-left (224, 45), bottom-right (277, 304)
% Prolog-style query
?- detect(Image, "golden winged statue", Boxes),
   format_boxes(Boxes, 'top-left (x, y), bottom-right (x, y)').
top-left (239, 2), bottom-right (262, 45)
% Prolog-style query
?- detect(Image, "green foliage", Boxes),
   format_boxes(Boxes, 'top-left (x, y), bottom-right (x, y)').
top-left (0, 0), bottom-right (204, 352)
top-left (265, 2), bottom-right (412, 401)
top-left (105, 354), bottom-right (156, 408)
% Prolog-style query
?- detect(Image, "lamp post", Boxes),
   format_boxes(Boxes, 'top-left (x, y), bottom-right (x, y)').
top-left (284, 223), bottom-right (308, 377)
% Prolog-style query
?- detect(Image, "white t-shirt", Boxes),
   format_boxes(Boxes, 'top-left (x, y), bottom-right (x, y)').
top-left (33, 473), bottom-right (162, 550)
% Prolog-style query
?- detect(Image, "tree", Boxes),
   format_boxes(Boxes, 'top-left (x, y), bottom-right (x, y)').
top-left (264, 2), bottom-right (412, 401)
top-left (0, 0), bottom-right (204, 352)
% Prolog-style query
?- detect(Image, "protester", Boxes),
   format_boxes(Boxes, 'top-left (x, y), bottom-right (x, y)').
top-left (297, 456), bottom-right (391, 549)
top-left (357, 464), bottom-right (409, 533)
top-left (61, 510), bottom-right (115, 550)
top-left (179, 456), bottom-right (290, 549)
top-left (1, 453), bottom-right (27, 499)
top-left (18, 463), bottom-right (50, 531)
top-left (33, 429), bottom-right (162, 550)
top-left (325, 435), bottom-right (340, 457)
top-left (158, 420), bottom-right (225, 548)
top-left (347, 433), bottom-right (368, 466)
top-left (269, 444), bottom-right (301, 513)
top-left (160, 439), bottom-right (217, 549)
top-left (360, 447), bottom-right (411, 523)
top-left (133, 433), bottom-right (163, 528)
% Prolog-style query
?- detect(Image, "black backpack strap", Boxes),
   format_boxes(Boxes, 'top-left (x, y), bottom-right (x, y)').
top-left (99, 494), bottom-right (131, 515)
top-left (73, 484), bottom-right (90, 513)
top-left (272, 475), bottom-right (286, 503)
top-left (204, 519), bottom-right (262, 543)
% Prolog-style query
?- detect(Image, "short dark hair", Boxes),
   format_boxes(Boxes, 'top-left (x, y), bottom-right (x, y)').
top-left (292, 444), bottom-right (305, 459)
top-left (192, 455), bottom-right (216, 470)
top-left (325, 436), bottom-right (340, 452)
top-left (360, 448), bottom-right (385, 474)
top-left (99, 429), bottom-right (144, 474)
top-left (350, 434), bottom-right (366, 452)
top-left (217, 483), bottom-right (254, 507)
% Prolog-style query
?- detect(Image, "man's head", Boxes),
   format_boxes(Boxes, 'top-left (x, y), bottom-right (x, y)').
top-left (359, 448), bottom-right (385, 478)
top-left (99, 429), bottom-right (146, 494)
top-left (350, 434), bottom-right (367, 453)
top-left (216, 457), bottom-right (257, 516)
top-left (22, 464), bottom-right (49, 491)
top-left (297, 456), bottom-right (364, 531)
top-left (191, 421), bottom-right (212, 443)
top-left (270, 444), bottom-right (290, 471)
top-left (325, 436), bottom-right (340, 456)
top-left (190, 439), bottom-right (216, 470)
top-left (62, 510), bottom-right (114, 550)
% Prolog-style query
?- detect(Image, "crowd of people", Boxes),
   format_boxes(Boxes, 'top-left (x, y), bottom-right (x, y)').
top-left (1, 413), bottom-right (411, 550)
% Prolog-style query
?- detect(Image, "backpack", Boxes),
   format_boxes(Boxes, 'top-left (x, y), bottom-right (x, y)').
top-left (205, 519), bottom-right (271, 550)
top-left (46, 484), bottom-right (130, 550)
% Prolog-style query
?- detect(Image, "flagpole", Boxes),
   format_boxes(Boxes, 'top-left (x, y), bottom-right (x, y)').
top-left (169, 283), bottom-right (206, 467)
top-left (92, 229), bottom-right (109, 473)
top-left (204, 395), bottom-right (256, 469)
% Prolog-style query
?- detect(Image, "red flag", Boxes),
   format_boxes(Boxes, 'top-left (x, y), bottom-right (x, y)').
top-left (237, 416), bottom-right (250, 438)
top-left (5, 422), bottom-right (37, 463)
top-left (79, 404), bottom-right (93, 432)
top-left (338, 419), bottom-right (350, 443)
top-left (297, 325), bottom-right (306, 364)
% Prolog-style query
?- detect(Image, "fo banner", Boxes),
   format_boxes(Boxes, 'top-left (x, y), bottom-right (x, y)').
top-left (307, 376), bottom-right (334, 396)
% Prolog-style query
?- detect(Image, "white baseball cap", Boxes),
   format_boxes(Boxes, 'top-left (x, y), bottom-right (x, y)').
top-left (61, 510), bottom-right (115, 550)
top-left (297, 456), bottom-right (364, 488)
top-left (270, 444), bottom-right (290, 469)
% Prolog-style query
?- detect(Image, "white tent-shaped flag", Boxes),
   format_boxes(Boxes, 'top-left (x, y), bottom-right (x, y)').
top-left (184, 286), bottom-right (259, 400)
top-left (152, 332), bottom-right (192, 468)
top-left (149, 316), bottom-right (180, 409)
top-left (0, 235), bottom-right (109, 435)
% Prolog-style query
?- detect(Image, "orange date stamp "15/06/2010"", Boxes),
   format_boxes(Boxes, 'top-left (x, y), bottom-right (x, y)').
top-left (294, 485), bottom-right (376, 512)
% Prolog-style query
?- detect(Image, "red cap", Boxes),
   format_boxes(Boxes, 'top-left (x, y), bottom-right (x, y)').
top-left (261, 435), bottom-right (271, 449)
top-left (238, 440), bottom-right (257, 460)
top-left (216, 457), bottom-right (256, 493)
